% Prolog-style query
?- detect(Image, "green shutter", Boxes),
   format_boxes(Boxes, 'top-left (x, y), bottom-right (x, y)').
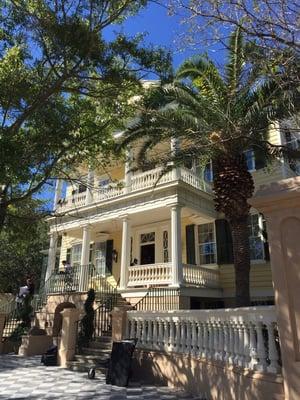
top-left (215, 219), bottom-right (234, 264)
top-left (186, 225), bottom-right (196, 265)
top-left (106, 240), bottom-right (114, 274)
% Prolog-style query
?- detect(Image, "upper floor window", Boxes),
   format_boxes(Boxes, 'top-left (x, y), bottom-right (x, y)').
top-left (204, 161), bottom-right (213, 182)
top-left (198, 223), bottom-right (216, 265)
top-left (284, 130), bottom-right (300, 174)
top-left (244, 149), bottom-right (255, 171)
top-left (248, 214), bottom-right (264, 261)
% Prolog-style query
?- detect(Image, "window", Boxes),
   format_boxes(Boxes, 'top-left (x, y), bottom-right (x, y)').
top-left (99, 178), bottom-right (110, 187)
top-left (163, 230), bottom-right (169, 262)
top-left (195, 160), bottom-right (213, 182)
top-left (71, 244), bottom-right (82, 266)
top-left (244, 149), bottom-right (255, 171)
top-left (284, 130), bottom-right (300, 174)
top-left (78, 183), bottom-right (87, 193)
top-left (140, 232), bottom-right (155, 243)
top-left (248, 214), bottom-right (264, 260)
top-left (204, 161), bottom-right (213, 182)
top-left (198, 223), bottom-right (216, 265)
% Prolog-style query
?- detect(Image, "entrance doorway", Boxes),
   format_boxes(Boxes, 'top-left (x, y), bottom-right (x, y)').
top-left (140, 243), bottom-right (155, 264)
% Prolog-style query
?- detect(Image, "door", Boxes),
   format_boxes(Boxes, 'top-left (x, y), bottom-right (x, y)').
top-left (140, 244), bottom-right (155, 265)
top-left (95, 242), bottom-right (106, 275)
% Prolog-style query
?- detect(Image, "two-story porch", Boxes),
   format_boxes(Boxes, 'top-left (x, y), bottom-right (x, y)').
top-left (46, 164), bottom-right (223, 307)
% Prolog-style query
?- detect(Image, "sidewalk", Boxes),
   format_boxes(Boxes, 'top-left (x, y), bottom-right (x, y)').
top-left (0, 354), bottom-right (202, 399)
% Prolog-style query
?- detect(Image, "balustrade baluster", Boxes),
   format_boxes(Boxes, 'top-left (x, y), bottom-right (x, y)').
top-left (223, 322), bottom-right (230, 363)
top-left (201, 322), bottom-right (207, 359)
top-left (169, 320), bottom-right (175, 351)
top-left (186, 320), bottom-right (192, 354)
top-left (136, 320), bottom-right (142, 347)
top-left (266, 322), bottom-right (280, 373)
top-left (164, 321), bottom-right (169, 351)
top-left (208, 322), bottom-right (214, 360)
top-left (180, 320), bottom-right (186, 353)
top-left (191, 320), bottom-right (197, 356)
top-left (243, 323), bottom-right (250, 368)
top-left (175, 321), bottom-right (180, 352)
top-left (218, 322), bottom-right (224, 362)
top-left (228, 323), bottom-right (234, 364)
top-left (141, 320), bottom-right (147, 348)
top-left (158, 320), bottom-right (164, 350)
top-left (256, 322), bottom-right (268, 372)
top-left (233, 323), bottom-right (240, 365)
top-left (147, 320), bottom-right (153, 349)
top-left (152, 319), bottom-right (158, 350)
top-left (238, 322), bottom-right (245, 367)
top-left (213, 322), bottom-right (219, 360)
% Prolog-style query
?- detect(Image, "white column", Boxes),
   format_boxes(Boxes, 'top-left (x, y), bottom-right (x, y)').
top-left (120, 216), bottom-right (131, 290)
top-left (171, 137), bottom-right (181, 180)
top-left (53, 179), bottom-right (63, 211)
top-left (45, 232), bottom-right (58, 282)
top-left (85, 169), bottom-right (95, 205)
top-left (170, 204), bottom-right (183, 287)
top-left (124, 148), bottom-right (133, 194)
top-left (79, 224), bottom-right (91, 291)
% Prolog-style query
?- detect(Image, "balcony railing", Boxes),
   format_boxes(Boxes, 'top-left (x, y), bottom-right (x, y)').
top-left (57, 167), bottom-right (211, 212)
top-left (128, 262), bottom-right (220, 288)
top-left (127, 306), bottom-right (281, 374)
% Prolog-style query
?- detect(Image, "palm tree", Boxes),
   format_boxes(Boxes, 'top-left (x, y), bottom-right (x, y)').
top-left (121, 28), bottom-right (299, 306)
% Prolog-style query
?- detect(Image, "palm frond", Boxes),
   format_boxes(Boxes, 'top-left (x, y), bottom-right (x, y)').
top-left (225, 27), bottom-right (245, 98)
top-left (176, 56), bottom-right (226, 106)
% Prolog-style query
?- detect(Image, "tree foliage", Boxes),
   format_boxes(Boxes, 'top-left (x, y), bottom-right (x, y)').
top-left (0, 0), bottom-right (172, 230)
top-left (168, 1), bottom-right (300, 88)
top-left (121, 28), bottom-right (300, 305)
top-left (0, 197), bottom-right (48, 293)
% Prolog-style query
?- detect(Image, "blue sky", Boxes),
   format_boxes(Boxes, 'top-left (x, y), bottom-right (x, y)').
top-left (104, 2), bottom-right (212, 69)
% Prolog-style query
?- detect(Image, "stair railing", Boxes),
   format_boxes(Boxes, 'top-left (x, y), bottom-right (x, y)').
top-left (134, 286), bottom-right (180, 311)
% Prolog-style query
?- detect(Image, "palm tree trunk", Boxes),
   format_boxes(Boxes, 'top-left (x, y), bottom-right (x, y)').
top-left (230, 216), bottom-right (251, 307)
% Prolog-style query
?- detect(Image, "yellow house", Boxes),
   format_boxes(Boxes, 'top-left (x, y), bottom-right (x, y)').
top-left (45, 118), bottom-right (299, 309)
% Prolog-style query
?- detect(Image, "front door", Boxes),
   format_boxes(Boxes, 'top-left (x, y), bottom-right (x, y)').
top-left (140, 243), bottom-right (155, 265)
top-left (95, 242), bottom-right (106, 275)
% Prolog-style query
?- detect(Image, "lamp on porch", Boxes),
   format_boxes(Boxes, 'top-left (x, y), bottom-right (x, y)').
top-left (112, 249), bottom-right (118, 263)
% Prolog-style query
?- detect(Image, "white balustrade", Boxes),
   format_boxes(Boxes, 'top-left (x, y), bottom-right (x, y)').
top-left (127, 306), bottom-right (281, 374)
top-left (183, 264), bottom-right (220, 288)
top-left (131, 168), bottom-right (173, 192)
top-left (58, 167), bottom-right (210, 212)
top-left (127, 263), bottom-right (172, 287)
top-left (181, 167), bottom-right (212, 193)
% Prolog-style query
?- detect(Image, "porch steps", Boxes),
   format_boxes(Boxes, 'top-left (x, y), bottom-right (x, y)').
top-left (67, 335), bottom-right (113, 374)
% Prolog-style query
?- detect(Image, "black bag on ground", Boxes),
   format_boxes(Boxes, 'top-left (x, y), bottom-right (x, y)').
top-left (106, 339), bottom-right (137, 387)
top-left (41, 344), bottom-right (58, 366)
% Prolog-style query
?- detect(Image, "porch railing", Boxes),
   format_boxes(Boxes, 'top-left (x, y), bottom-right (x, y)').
top-left (57, 167), bottom-right (211, 212)
top-left (127, 306), bottom-right (281, 374)
top-left (182, 264), bottom-right (220, 288)
top-left (128, 263), bottom-right (172, 287)
top-left (128, 263), bottom-right (220, 288)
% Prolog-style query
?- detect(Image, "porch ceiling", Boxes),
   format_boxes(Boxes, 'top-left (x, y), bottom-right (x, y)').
top-left (63, 206), bottom-right (213, 239)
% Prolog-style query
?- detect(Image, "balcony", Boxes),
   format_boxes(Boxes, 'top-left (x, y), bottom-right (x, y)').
top-left (56, 167), bottom-right (211, 213)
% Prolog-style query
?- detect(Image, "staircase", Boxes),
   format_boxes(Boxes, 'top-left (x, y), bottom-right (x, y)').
top-left (66, 292), bottom-right (131, 374)
top-left (67, 335), bottom-right (112, 374)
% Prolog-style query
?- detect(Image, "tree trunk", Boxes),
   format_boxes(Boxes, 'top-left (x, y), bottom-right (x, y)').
top-left (213, 154), bottom-right (254, 307)
top-left (230, 216), bottom-right (251, 307)
top-left (0, 199), bottom-right (7, 234)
